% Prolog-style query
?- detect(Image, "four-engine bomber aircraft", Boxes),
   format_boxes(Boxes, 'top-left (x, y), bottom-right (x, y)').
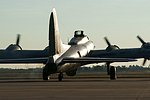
top-left (0, 8), bottom-right (137, 81)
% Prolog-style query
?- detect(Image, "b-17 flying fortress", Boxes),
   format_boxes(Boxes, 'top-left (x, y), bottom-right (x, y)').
top-left (0, 8), bottom-right (150, 81)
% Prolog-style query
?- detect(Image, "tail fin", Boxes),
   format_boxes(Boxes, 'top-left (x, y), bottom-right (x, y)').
top-left (49, 8), bottom-right (62, 56)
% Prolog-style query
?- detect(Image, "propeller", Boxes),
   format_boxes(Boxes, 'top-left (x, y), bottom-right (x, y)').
top-left (142, 59), bottom-right (147, 66)
top-left (16, 34), bottom-right (22, 50)
top-left (104, 37), bottom-right (111, 46)
top-left (16, 34), bottom-right (21, 46)
top-left (137, 35), bottom-right (146, 45)
top-left (137, 35), bottom-right (150, 66)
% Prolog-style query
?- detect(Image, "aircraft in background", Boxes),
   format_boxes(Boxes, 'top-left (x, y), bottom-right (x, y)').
top-left (0, 8), bottom-right (137, 81)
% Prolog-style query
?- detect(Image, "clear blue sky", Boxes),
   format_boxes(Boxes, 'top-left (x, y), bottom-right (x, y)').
top-left (0, 0), bottom-right (150, 67)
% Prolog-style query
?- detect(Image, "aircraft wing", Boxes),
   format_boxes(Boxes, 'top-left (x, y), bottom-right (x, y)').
top-left (62, 57), bottom-right (137, 63)
top-left (0, 57), bottom-right (136, 64)
top-left (0, 57), bottom-right (48, 64)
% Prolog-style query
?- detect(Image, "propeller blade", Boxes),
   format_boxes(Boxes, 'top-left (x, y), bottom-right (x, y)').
top-left (16, 34), bottom-right (20, 46)
top-left (137, 35), bottom-right (146, 45)
top-left (104, 37), bottom-right (111, 46)
top-left (142, 58), bottom-right (147, 66)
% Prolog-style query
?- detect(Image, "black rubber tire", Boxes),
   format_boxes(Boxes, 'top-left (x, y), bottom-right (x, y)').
top-left (43, 69), bottom-right (49, 80)
top-left (110, 66), bottom-right (117, 80)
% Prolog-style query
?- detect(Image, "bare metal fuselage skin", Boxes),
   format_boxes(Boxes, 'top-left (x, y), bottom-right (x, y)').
top-left (56, 41), bottom-right (94, 73)
top-left (44, 30), bottom-right (95, 74)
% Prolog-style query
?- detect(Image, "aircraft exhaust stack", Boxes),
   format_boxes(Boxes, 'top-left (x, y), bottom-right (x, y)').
top-left (49, 8), bottom-right (62, 56)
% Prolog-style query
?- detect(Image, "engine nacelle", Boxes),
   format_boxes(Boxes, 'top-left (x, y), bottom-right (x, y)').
top-left (141, 43), bottom-right (150, 49)
top-left (106, 45), bottom-right (120, 52)
top-left (6, 44), bottom-right (22, 51)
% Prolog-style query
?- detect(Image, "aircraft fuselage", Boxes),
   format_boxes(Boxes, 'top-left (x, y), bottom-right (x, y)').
top-left (56, 41), bottom-right (94, 73)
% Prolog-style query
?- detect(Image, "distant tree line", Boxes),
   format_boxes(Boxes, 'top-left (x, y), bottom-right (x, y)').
top-left (0, 65), bottom-right (149, 73)
top-left (0, 68), bottom-right (42, 73)
top-left (77, 65), bottom-right (150, 73)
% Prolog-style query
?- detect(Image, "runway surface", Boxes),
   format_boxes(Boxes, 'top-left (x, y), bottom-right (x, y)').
top-left (0, 78), bottom-right (150, 100)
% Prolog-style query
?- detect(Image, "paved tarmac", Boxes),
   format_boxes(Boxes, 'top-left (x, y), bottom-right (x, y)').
top-left (0, 78), bottom-right (150, 100)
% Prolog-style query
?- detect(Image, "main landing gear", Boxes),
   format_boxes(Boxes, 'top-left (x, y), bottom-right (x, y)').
top-left (58, 73), bottom-right (63, 81)
top-left (109, 66), bottom-right (116, 80)
top-left (42, 71), bottom-right (63, 81)
top-left (106, 63), bottom-right (110, 75)
top-left (43, 69), bottom-right (50, 80)
top-left (106, 63), bottom-right (117, 80)
top-left (42, 73), bottom-right (63, 81)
